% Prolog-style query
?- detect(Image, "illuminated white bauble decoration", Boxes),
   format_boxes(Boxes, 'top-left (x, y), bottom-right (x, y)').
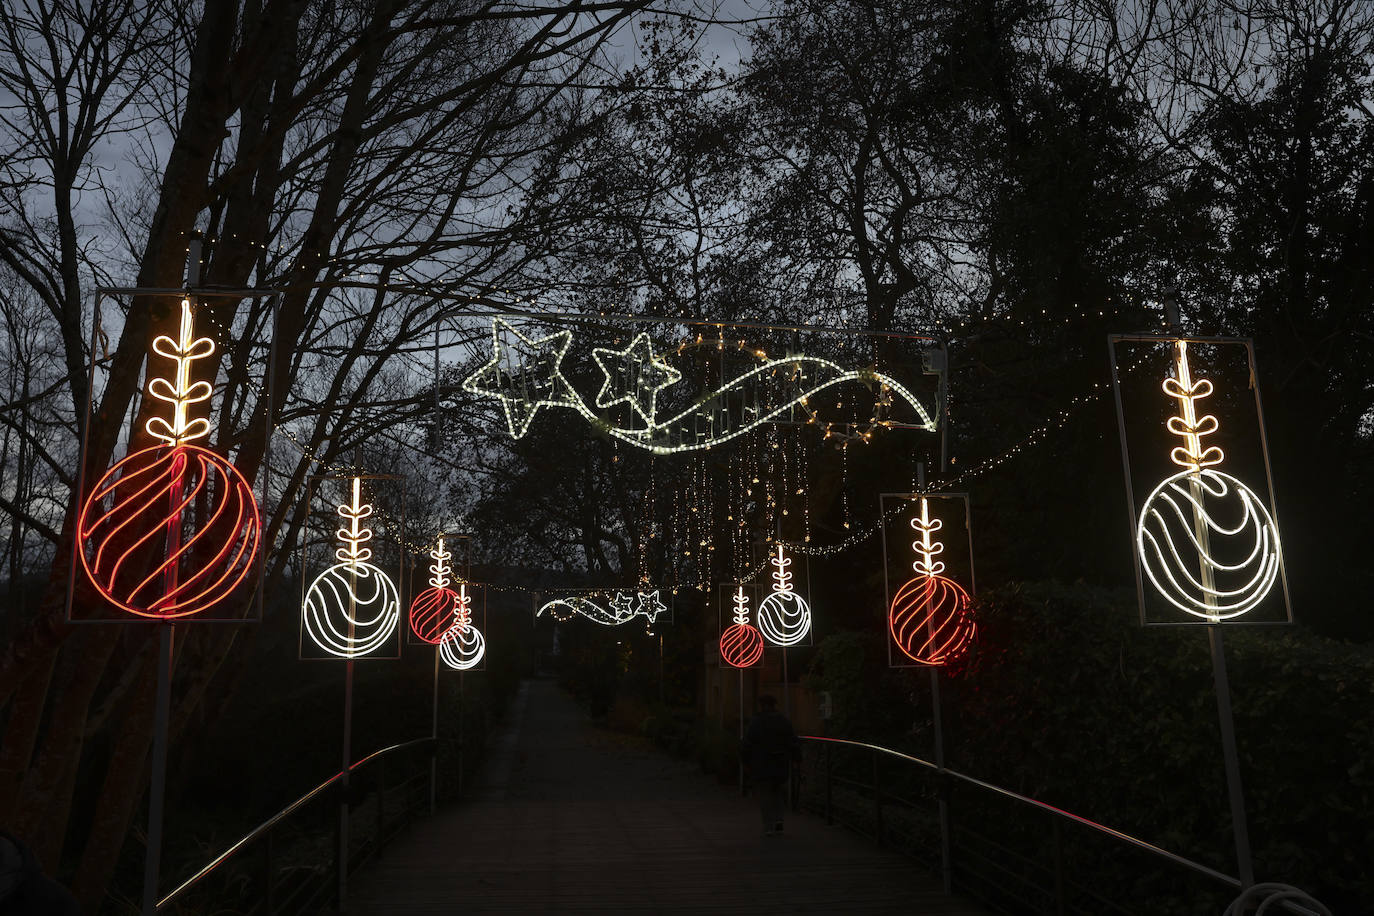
top-left (439, 621), bottom-right (485, 670)
top-left (1136, 468), bottom-right (1281, 620)
top-left (757, 590), bottom-right (811, 646)
top-left (303, 561), bottom-right (400, 657)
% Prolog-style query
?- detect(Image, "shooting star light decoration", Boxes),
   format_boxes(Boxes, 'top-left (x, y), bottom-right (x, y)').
top-left (1136, 342), bottom-right (1281, 620)
top-left (537, 590), bottom-right (668, 626)
top-left (303, 478), bottom-right (400, 657)
top-left (756, 546), bottom-right (811, 646)
top-left (463, 319), bottom-right (935, 453)
top-left (719, 585), bottom-right (764, 668)
top-left (889, 498), bottom-right (974, 665)
top-left (439, 583), bottom-right (485, 670)
top-left (78, 299), bottom-right (260, 618)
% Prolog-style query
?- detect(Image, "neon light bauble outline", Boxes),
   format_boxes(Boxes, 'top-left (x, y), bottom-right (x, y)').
top-left (462, 319), bottom-right (935, 453)
top-left (536, 589), bottom-right (668, 626)
top-left (77, 298), bottom-right (261, 618)
top-left (1135, 343), bottom-right (1281, 621)
top-left (720, 585), bottom-right (764, 668)
top-left (439, 583), bottom-right (485, 670)
top-left (888, 498), bottom-right (975, 665)
top-left (756, 546), bottom-right (811, 647)
top-left (303, 477), bottom-right (400, 657)
top-left (408, 536), bottom-right (460, 644)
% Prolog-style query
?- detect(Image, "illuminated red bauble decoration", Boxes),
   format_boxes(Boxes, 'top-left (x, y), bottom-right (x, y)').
top-left (719, 585), bottom-right (764, 667)
top-left (888, 574), bottom-right (974, 665)
top-left (409, 536), bottom-right (460, 643)
top-left (720, 622), bottom-right (764, 668)
top-left (410, 586), bottom-right (459, 644)
top-left (78, 299), bottom-right (260, 618)
top-left (889, 497), bottom-right (975, 665)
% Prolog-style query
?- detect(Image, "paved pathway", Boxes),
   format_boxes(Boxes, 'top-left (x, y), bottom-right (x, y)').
top-left (349, 677), bottom-right (988, 914)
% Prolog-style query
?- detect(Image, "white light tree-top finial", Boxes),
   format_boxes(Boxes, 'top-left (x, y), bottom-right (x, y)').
top-left (429, 536), bottom-right (452, 588)
top-left (1164, 342), bottom-right (1224, 473)
top-left (770, 545), bottom-right (792, 593)
top-left (732, 585), bottom-right (751, 625)
top-left (335, 477), bottom-right (374, 565)
top-left (911, 497), bottom-right (945, 577)
top-left (145, 298), bottom-right (215, 446)
top-left (453, 582), bottom-right (472, 629)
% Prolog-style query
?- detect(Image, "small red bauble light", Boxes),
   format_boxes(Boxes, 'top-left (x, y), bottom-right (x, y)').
top-left (720, 621), bottom-right (764, 668)
top-left (410, 585), bottom-right (459, 644)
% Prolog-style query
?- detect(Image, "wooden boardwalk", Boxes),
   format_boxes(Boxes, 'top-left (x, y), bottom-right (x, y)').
top-left (349, 677), bottom-right (989, 914)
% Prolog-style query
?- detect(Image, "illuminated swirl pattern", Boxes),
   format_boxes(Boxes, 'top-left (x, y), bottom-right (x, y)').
top-left (1137, 469), bottom-right (1281, 620)
top-left (439, 621), bottom-right (485, 670)
top-left (409, 586), bottom-right (459, 644)
top-left (79, 444), bottom-right (260, 618)
top-left (720, 622), bottom-right (764, 667)
top-left (757, 591), bottom-right (811, 647)
top-left (304, 562), bottom-right (400, 657)
top-left (889, 575), bottom-right (975, 665)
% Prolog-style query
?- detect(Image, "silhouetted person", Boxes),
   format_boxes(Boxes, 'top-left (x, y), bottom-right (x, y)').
top-left (0, 831), bottom-right (80, 915)
top-left (741, 694), bottom-right (800, 836)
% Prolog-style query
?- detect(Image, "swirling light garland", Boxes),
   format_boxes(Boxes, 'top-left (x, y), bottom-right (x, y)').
top-left (462, 318), bottom-right (935, 453)
top-left (537, 589), bottom-right (669, 626)
top-left (756, 546), bottom-right (812, 647)
top-left (719, 585), bottom-right (764, 668)
top-left (439, 583), bottom-right (485, 670)
top-left (888, 498), bottom-right (975, 665)
top-left (1135, 343), bottom-right (1282, 621)
top-left (303, 477), bottom-right (400, 657)
top-left (78, 299), bottom-right (260, 618)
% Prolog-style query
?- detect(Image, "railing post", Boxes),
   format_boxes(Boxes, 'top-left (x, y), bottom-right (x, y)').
top-left (872, 749), bottom-right (883, 846)
top-left (263, 831), bottom-right (275, 915)
top-left (824, 742), bottom-right (833, 826)
top-left (1052, 817), bottom-right (1066, 915)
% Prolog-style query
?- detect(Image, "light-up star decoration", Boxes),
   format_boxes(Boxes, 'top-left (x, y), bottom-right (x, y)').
top-left (78, 298), bottom-right (260, 618)
top-left (439, 582), bottom-right (485, 670)
top-left (889, 498), bottom-right (975, 665)
top-left (461, 320), bottom-right (575, 438)
top-left (757, 546), bottom-right (811, 646)
top-left (463, 319), bottom-right (935, 453)
top-left (592, 333), bottom-right (682, 427)
top-left (537, 589), bottom-right (668, 627)
top-left (719, 585), bottom-right (764, 668)
top-left (1136, 342), bottom-right (1281, 621)
top-left (303, 478), bottom-right (400, 657)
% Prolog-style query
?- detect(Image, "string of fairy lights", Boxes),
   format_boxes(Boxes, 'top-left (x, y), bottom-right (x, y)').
top-left (160, 267), bottom-right (1170, 596)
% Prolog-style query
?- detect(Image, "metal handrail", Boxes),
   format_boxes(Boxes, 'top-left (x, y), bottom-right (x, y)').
top-left (799, 735), bottom-right (1243, 888)
top-left (156, 736), bottom-right (434, 910)
top-left (801, 736), bottom-right (1329, 916)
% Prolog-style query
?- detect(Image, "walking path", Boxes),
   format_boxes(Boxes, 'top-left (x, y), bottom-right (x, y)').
top-left (349, 677), bottom-right (989, 914)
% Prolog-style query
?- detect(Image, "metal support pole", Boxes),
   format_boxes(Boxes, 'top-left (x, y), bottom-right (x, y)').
top-left (457, 673), bottom-right (465, 799)
top-left (931, 666), bottom-right (952, 894)
top-left (1209, 626), bottom-right (1255, 888)
top-left (916, 463), bottom-right (953, 894)
top-left (264, 831), bottom-right (276, 915)
top-left (141, 624), bottom-right (174, 915)
top-left (338, 657), bottom-right (354, 908)
top-left (1052, 817), bottom-right (1066, 915)
top-left (429, 647), bottom-right (439, 815)
top-left (738, 666), bottom-right (745, 796)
